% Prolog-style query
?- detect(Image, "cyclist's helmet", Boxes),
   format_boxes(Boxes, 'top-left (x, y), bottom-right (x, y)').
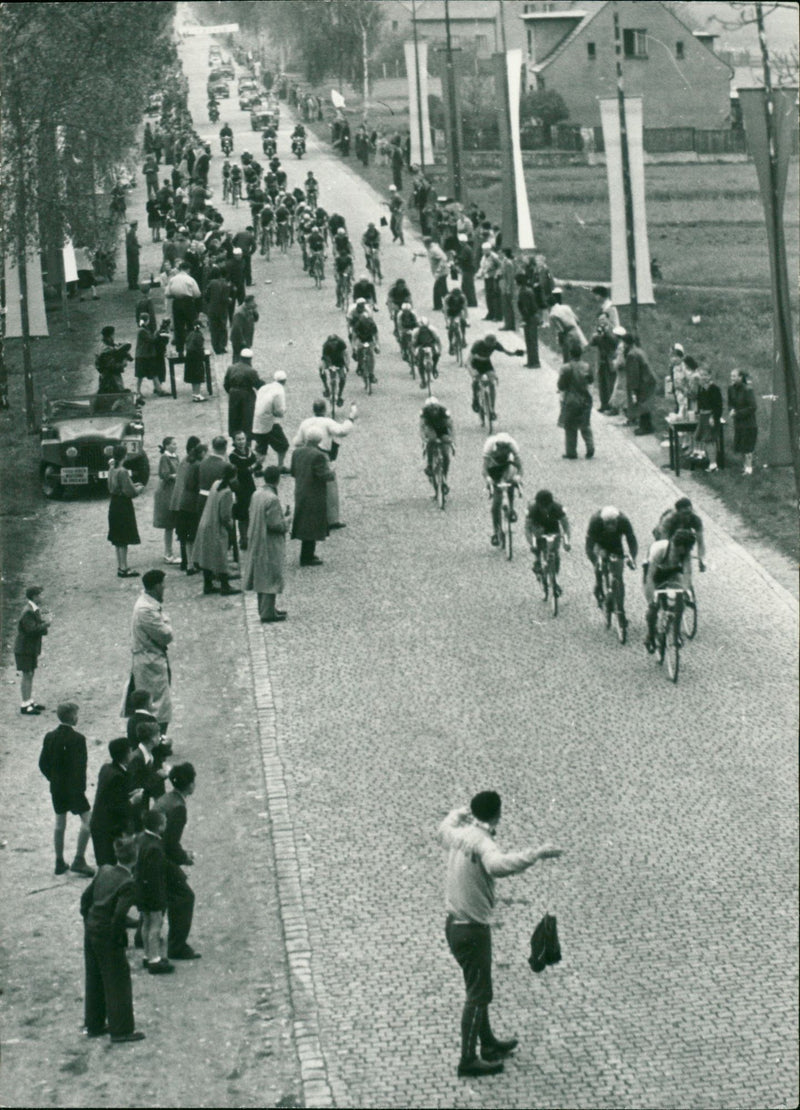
top-left (600, 506), bottom-right (620, 524)
top-left (535, 489), bottom-right (554, 508)
top-left (401, 301), bottom-right (412, 311)
top-left (484, 333), bottom-right (498, 347)
top-left (336, 227), bottom-right (347, 237)
top-left (424, 396), bottom-right (440, 406)
top-left (356, 298), bottom-right (366, 306)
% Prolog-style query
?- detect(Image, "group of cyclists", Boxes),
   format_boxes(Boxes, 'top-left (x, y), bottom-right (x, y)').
top-left (216, 104), bottom-right (706, 658)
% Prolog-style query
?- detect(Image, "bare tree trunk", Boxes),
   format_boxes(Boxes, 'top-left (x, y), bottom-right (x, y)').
top-left (361, 23), bottom-right (369, 115)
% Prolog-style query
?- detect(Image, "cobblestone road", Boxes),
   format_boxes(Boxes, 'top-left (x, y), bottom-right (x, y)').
top-left (2, 34), bottom-right (796, 1110)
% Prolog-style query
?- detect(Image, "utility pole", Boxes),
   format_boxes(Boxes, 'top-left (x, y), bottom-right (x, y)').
top-left (442, 0), bottom-right (463, 200)
top-left (612, 2), bottom-right (638, 335)
top-left (411, 0), bottom-right (426, 172)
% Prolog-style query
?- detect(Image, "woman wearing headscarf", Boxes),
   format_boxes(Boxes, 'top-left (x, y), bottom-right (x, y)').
top-left (193, 464), bottom-right (240, 595)
top-left (243, 466), bottom-right (289, 622)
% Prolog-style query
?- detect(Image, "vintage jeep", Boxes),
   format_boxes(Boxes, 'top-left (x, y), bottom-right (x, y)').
top-left (251, 107), bottom-right (276, 131)
top-left (39, 392), bottom-right (150, 499)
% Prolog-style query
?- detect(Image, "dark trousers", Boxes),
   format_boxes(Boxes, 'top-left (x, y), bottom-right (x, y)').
top-left (300, 540), bottom-right (317, 564)
top-left (445, 916), bottom-right (493, 1005)
top-left (91, 830), bottom-right (116, 868)
top-left (126, 254), bottom-right (140, 291)
top-left (522, 318), bottom-right (540, 367)
top-left (243, 254), bottom-right (253, 286)
top-left (84, 929), bottom-right (135, 1036)
top-left (172, 297), bottom-right (197, 356)
top-left (166, 864), bottom-right (195, 956)
top-left (502, 292), bottom-right (515, 331)
top-left (432, 274), bottom-right (448, 311)
top-left (392, 163), bottom-right (403, 191)
top-left (484, 278), bottom-right (500, 320)
top-left (208, 314), bottom-right (228, 355)
top-left (564, 420), bottom-right (594, 458)
top-left (598, 363), bottom-right (616, 409)
top-left (461, 270), bottom-right (477, 308)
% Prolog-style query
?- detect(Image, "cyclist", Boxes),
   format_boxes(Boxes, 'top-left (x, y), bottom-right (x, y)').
top-left (653, 497), bottom-right (706, 573)
top-left (248, 182), bottom-right (266, 227)
top-left (420, 396), bottom-right (454, 491)
top-left (229, 161), bottom-right (243, 205)
top-left (264, 169), bottom-right (279, 202)
top-left (329, 212), bottom-right (347, 239)
top-left (334, 252), bottom-right (354, 308)
top-left (275, 198), bottom-right (291, 248)
top-left (332, 226), bottom-right (353, 260)
top-left (585, 506), bottom-right (638, 608)
top-left (352, 273), bottom-right (377, 311)
top-left (362, 222), bottom-right (381, 277)
top-left (397, 301), bottom-right (419, 355)
top-left (643, 528), bottom-right (696, 653)
top-left (319, 333), bottom-right (350, 407)
top-left (296, 215), bottom-right (313, 269)
top-left (468, 334), bottom-right (522, 420)
top-left (387, 278), bottom-right (412, 332)
top-left (259, 199), bottom-right (274, 254)
top-left (346, 297), bottom-right (371, 340)
top-left (351, 306), bottom-right (380, 385)
top-left (482, 432), bottom-right (523, 547)
top-left (274, 163), bottom-right (288, 190)
top-left (307, 223), bottom-right (326, 278)
top-left (221, 158), bottom-right (232, 203)
top-left (305, 171), bottom-right (318, 207)
top-left (443, 284), bottom-right (468, 352)
top-left (385, 183), bottom-right (404, 244)
top-left (525, 489), bottom-right (571, 587)
top-left (411, 316), bottom-right (442, 386)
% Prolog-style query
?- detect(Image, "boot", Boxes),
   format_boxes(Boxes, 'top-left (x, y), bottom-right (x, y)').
top-left (219, 574), bottom-right (241, 596)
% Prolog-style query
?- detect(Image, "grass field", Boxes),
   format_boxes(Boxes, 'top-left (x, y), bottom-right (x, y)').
top-left (305, 101), bottom-right (798, 560)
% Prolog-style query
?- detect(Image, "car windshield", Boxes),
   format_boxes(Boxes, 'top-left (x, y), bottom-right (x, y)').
top-left (44, 392), bottom-right (139, 420)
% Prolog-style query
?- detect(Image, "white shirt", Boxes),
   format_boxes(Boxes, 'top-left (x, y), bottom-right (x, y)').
top-left (166, 272), bottom-right (201, 300)
top-left (293, 415), bottom-right (354, 453)
top-left (482, 432), bottom-right (520, 460)
top-left (252, 382), bottom-right (286, 434)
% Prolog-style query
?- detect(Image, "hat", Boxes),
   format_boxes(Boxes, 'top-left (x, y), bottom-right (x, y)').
top-left (481, 242), bottom-right (492, 252)
top-left (240, 348), bottom-right (253, 359)
top-left (457, 233), bottom-right (468, 242)
top-left (233, 247), bottom-right (243, 255)
top-left (672, 343), bottom-right (685, 354)
top-left (273, 370), bottom-right (287, 382)
top-left (389, 184), bottom-right (397, 192)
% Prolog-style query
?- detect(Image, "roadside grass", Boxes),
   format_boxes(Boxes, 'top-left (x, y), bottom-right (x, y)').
top-left (304, 102), bottom-right (798, 561)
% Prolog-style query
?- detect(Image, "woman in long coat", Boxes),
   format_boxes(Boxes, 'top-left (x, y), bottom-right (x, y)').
top-left (243, 467), bottom-right (288, 623)
top-left (170, 438), bottom-right (204, 572)
top-left (193, 465), bottom-right (240, 596)
top-left (290, 429), bottom-right (333, 567)
top-left (728, 368), bottom-right (758, 475)
top-left (154, 437), bottom-right (180, 563)
top-left (134, 315), bottom-right (168, 402)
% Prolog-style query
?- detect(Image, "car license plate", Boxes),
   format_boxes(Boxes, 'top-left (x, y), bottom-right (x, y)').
top-left (97, 470), bottom-right (108, 480)
top-left (60, 467), bottom-right (89, 485)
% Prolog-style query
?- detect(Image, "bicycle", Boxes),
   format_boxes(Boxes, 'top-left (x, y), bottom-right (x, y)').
top-left (416, 346), bottom-right (435, 395)
top-left (336, 270), bottom-right (352, 311)
top-left (428, 440), bottom-right (451, 510)
top-left (494, 480), bottom-right (518, 561)
top-left (447, 316), bottom-right (465, 366)
top-left (356, 343), bottom-right (375, 395)
top-left (324, 362), bottom-right (343, 408)
top-left (598, 553), bottom-right (632, 644)
top-left (681, 582), bottom-right (698, 640)
top-left (309, 249), bottom-right (324, 288)
top-left (533, 534), bottom-right (563, 617)
top-left (654, 587), bottom-right (688, 683)
top-left (365, 247), bottom-right (382, 284)
top-left (276, 222), bottom-right (289, 255)
top-left (400, 329), bottom-right (414, 374)
top-left (230, 179), bottom-right (241, 207)
top-left (477, 374), bottom-right (494, 434)
top-left (260, 224), bottom-right (272, 260)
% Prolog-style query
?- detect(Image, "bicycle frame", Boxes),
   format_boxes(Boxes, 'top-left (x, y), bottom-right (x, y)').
top-left (477, 375), bottom-right (493, 433)
top-left (655, 587), bottom-right (687, 682)
top-left (600, 553), bottom-right (628, 642)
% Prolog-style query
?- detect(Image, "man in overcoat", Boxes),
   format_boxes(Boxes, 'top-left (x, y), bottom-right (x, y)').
top-left (243, 466), bottom-right (289, 622)
top-left (290, 428), bottom-right (333, 567)
top-left (128, 570), bottom-right (173, 732)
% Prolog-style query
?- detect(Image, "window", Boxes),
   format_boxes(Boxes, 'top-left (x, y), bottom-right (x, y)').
top-left (587, 41), bottom-right (596, 59)
top-left (675, 40), bottom-right (684, 59)
top-left (474, 34), bottom-right (489, 52)
top-left (623, 28), bottom-right (647, 58)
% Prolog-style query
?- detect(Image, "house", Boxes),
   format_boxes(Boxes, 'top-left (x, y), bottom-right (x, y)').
top-left (378, 0), bottom-right (529, 61)
top-left (522, 0), bottom-right (733, 128)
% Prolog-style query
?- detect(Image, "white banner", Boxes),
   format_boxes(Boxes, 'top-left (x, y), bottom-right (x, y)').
top-left (506, 50), bottom-right (535, 251)
top-left (404, 41), bottom-right (432, 167)
top-left (63, 238), bottom-right (78, 284)
top-left (180, 23), bottom-right (239, 37)
top-left (4, 247), bottom-right (49, 337)
top-left (599, 97), bottom-right (654, 306)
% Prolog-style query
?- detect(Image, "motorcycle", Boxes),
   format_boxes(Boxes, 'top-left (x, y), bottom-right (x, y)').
top-left (262, 135), bottom-right (276, 157)
top-left (208, 101), bottom-right (219, 123)
top-left (221, 134), bottom-right (233, 156)
top-left (292, 136), bottom-right (306, 159)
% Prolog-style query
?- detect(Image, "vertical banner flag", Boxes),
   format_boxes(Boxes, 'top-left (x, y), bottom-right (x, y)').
top-left (600, 97), bottom-right (654, 306)
top-left (493, 51), bottom-right (535, 251)
top-left (404, 40), bottom-right (432, 167)
top-left (4, 247), bottom-right (49, 337)
top-left (739, 87), bottom-right (798, 467)
top-left (63, 238), bottom-right (78, 284)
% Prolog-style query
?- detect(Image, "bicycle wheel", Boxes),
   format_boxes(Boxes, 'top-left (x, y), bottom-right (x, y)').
top-left (365, 350), bottom-right (373, 395)
top-left (681, 591), bottom-right (697, 640)
top-left (615, 606), bottom-right (627, 644)
top-left (666, 618), bottom-right (680, 682)
top-left (548, 563), bottom-right (559, 618)
top-left (604, 587), bottom-right (613, 630)
top-left (504, 502), bottom-right (513, 561)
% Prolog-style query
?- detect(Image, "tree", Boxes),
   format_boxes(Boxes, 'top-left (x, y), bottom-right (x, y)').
top-left (519, 89), bottom-right (569, 143)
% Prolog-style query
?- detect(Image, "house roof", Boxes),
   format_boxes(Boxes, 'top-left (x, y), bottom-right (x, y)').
top-left (413, 1), bottom-right (498, 21)
top-left (520, 10), bottom-right (587, 20)
top-left (529, 0), bottom-right (607, 73)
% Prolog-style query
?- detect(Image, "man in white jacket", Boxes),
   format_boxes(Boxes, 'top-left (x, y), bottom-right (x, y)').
top-left (252, 370), bottom-right (289, 471)
top-left (438, 791), bottom-right (563, 1078)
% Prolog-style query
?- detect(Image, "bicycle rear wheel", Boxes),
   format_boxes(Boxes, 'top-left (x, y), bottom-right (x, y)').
top-left (504, 503), bottom-right (513, 561)
top-left (548, 563), bottom-right (559, 617)
top-left (604, 587), bottom-right (613, 630)
top-left (681, 591), bottom-right (697, 640)
top-left (666, 619), bottom-right (680, 682)
top-left (434, 455), bottom-right (446, 510)
top-left (615, 607), bottom-right (627, 644)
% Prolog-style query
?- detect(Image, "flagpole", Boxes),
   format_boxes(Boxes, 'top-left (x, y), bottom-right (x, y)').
top-left (411, 0), bottom-right (426, 171)
top-left (612, 2), bottom-right (638, 333)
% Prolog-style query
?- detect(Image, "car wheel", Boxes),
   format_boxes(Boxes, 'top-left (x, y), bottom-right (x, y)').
top-left (41, 463), bottom-right (64, 500)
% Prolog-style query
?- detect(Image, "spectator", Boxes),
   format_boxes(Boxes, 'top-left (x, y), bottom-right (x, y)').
top-left (136, 809), bottom-right (174, 975)
top-left (548, 290), bottom-right (586, 360)
top-left (589, 314), bottom-right (619, 414)
top-left (557, 337), bottom-right (595, 460)
top-left (154, 437), bottom-right (181, 563)
top-left (243, 466), bottom-right (290, 622)
top-left (39, 701), bottom-right (94, 876)
top-left (230, 295), bottom-right (259, 361)
top-left (438, 792), bottom-right (563, 1077)
top-left (127, 719), bottom-right (170, 828)
top-left (204, 267), bottom-right (233, 358)
top-left (224, 350), bottom-right (264, 439)
top-left (607, 326), bottom-right (630, 417)
top-left (128, 570), bottom-right (173, 734)
top-left (166, 261), bottom-right (202, 357)
top-left (421, 237), bottom-right (450, 312)
top-left (107, 444), bottom-right (143, 579)
top-left (229, 431), bottom-right (259, 550)
top-left (226, 247), bottom-right (246, 309)
top-left (232, 228), bottom-right (256, 287)
top-left (74, 245), bottom-right (99, 301)
top-left (728, 368), bottom-right (758, 475)
top-left (125, 690), bottom-right (158, 746)
top-left (81, 834), bottom-right (145, 1042)
top-left (477, 243), bottom-right (502, 322)
top-left (622, 332), bottom-right (657, 436)
top-left (126, 222), bottom-right (140, 291)
top-left (499, 249), bottom-right (517, 331)
top-left (390, 140), bottom-right (403, 190)
top-left (455, 235), bottom-right (477, 308)
top-left (183, 317), bottom-right (208, 403)
top-left (193, 465), bottom-right (241, 596)
top-left (14, 585), bottom-right (50, 716)
top-left (198, 434), bottom-right (229, 501)
top-left (290, 427), bottom-right (333, 567)
top-left (134, 314), bottom-right (169, 402)
top-left (90, 738), bottom-right (143, 866)
top-left (591, 285), bottom-right (620, 329)
top-left (134, 286), bottom-right (157, 335)
top-left (293, 399), bottom-right (357, 530)
top-left (516, 273), bottom-right (540, 370)
top-left (695, 367), bottom-right (724, 471)
top-left (170, 437), bottom-right (203, 572)
top-left (155, 762), bottom-right (201, 961)
top-left (252, 370), bottom-right (289, 471)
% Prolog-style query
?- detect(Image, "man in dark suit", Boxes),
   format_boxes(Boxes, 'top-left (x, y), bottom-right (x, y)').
top-left (290, 428), bottom-right (333, 567)
top-left (39, 701), bottom-right (94, 877)
top-left (136, 809), bottom-right (174, 974)
top-left (90, 738), bottom-right (143, 866)
top-left (127, 720), bottom-right (169, 829)
top-left (155, 763), bottom-right (201, 960)
top-left (81, 834), bottom-right (144, 1042)
top-left (14, 585), bottom-right (51, 716)
top-left (198, 435), bottom-right (229, 499)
